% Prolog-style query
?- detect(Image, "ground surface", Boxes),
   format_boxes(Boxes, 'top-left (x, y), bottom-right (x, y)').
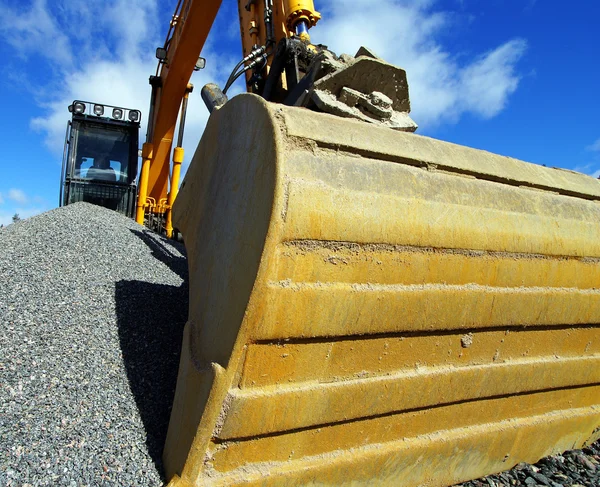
top-left (0, 203), bottom-right (598, 486)
top-left (1, 203), bottom-right (187, 486)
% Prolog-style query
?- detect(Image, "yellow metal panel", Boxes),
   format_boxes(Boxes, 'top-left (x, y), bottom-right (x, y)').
top-left (281, 178), bottom-right (600, 256)
top-left (207, 409), bottom-right (600, 486)
top-left (220, 355), bottom-right (600, 439)
top-left (281, 108), bottom-right (600, 200)
top-left (273, 242), bottom-right (600, 288)
top-left (254, 284), bottom-right (600, 339)
top-left (166, 95), bottom-right (600, 487)
top-left (209, 386), bottom-right (600, 471)
top-left (241, 327), bottom-right (600, 388)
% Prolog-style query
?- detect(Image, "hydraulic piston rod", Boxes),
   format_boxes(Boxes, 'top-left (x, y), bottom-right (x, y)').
top-left (283, 0), bottom-right (320, 40)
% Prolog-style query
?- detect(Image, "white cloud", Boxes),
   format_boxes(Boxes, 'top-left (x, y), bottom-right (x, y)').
top-left (8, 188), bottom-right (28, 204)
top-left (313, 0), bottom-right (527, 128)
top-left (2, 0), bottom-right (527, 182)
top-left (0, 0), bottom-right (73, 68)
top-left (31, 56), bottom-right (158, 154)
top-left (586, 138), bottom-right (600, 152)
top-left (580, 139), bottom-right (600, 178)
top-left (7, 0), bottom-right (235, 175)
top-left (30, 49), bottom-right (234, 167)
top-left (459, 39), bottom-right (526, 118)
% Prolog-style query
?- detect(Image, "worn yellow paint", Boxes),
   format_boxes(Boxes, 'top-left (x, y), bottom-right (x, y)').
top-left (220, 355), bottom-right (600, 439)
top-left (281, 107), bottom-right (600, 200)
top-left (209, 386), bottom-right (600, 471)
top-left (255, 283), bottom-right (600, 339)
top-left (274, 242), bottom-right (600, 289)
top-left (165, 94), bottom-right (600, 486)
top-left (206, 409), bottom-right (600, 486)
top-left (241, 327), bottom-right (600, 387)
top-left (281, 178), bottom-right (600, 256)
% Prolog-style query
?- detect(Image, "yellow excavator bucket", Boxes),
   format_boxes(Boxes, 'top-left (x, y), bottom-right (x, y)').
top-left (165, 94), bottom-right (600, 486)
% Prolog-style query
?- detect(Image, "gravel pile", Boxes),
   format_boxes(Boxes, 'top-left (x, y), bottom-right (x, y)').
top-left (0, 202), bottom-right (598, 486)
top-left (0, 203), bottom-right (187, 486)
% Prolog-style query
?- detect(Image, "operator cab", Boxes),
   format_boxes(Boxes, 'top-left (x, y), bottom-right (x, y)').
top-left (60, 101), bottom-right (141, 217)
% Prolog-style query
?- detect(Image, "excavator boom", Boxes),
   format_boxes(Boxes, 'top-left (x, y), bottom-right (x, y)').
top-left (138, 0), bottom-right (324, 232)
top-left (143, 0), bottom-right (222, 207)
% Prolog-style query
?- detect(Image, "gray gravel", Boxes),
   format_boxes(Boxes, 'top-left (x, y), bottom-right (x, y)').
top-left (456, 441), bottom-right (600, 487)
top-left (1, 202), bottom-right (598, 486)
top-left (0, 203), bottom-right (188, 486)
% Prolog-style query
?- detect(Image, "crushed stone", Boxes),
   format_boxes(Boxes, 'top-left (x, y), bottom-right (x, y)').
top-left (0, 203), bottom-right (188, 486)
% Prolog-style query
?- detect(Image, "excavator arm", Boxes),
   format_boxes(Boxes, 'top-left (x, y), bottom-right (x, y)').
top-left (145, 0), bottom-right (221, 199)
top-left (136, 0), bottom-right (222, 230)
top-left (136, 0), bottom-right (323, 236)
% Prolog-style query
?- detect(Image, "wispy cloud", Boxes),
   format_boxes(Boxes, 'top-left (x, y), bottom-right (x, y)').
top-left (0, 0), bottom-right (159, 68)
top-left (0, 0), bottom-right (235, 164)
top-left (524, 0), bottom-right (538, 13)
top-left (459, 39), bottom-right (526, 119)
top-left (580, 138), bottom-right (600, 178)
top-left (586, 138), bottom-right (600, 152)
top-left (313, 0), bottom-right (527, 128)
top-left (8, 188), bottom-right (28, 204)
top-left (0, 0), bottom-right (74, 68)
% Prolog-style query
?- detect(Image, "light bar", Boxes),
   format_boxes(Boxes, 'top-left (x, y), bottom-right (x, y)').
top-left (68, 100), bottom-right (141, 124)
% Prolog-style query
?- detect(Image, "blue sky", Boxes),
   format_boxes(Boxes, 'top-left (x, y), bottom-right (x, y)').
top-left (0, 0), bottom-right (598, 226)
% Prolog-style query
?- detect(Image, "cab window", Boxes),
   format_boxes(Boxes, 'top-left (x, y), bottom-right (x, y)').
top-left (73, 124), bottom-right (132, 182)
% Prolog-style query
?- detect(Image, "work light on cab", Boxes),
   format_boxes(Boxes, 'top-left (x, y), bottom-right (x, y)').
top-left (73, 102), bottom-right (85, 114)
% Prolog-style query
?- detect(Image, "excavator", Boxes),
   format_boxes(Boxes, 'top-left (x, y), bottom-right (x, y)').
top-left (65, 1), bottom-right (600, 486)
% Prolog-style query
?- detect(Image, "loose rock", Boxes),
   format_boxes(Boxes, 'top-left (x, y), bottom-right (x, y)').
top-left (0, 203), bottom-right (188, 486)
